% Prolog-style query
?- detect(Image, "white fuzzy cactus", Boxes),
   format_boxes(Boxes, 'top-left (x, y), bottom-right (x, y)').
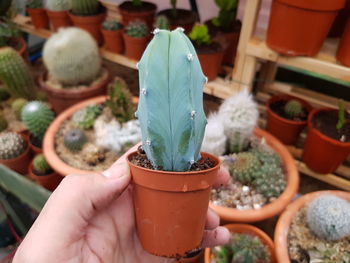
top-left (43, 27), bottom-right (101, 86)
top-left (201, 112), bottom-right (226, 156)
top-left (218, 90), bottom-right (259, 153)
top-left (307, 195), bottom-right (350, 241)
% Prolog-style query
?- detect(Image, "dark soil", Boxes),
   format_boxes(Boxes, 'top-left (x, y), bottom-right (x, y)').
top-left (30, 134), bottom-right (42, 148)
top-left (157, 9), bottom-right (198, 27)
top-left (312, 110), bottom-right (350, 142)
top-left (33, 168), bottom-right (53, 177)
top-left (205, 19), bottom-right (241, 35)
top-left (119, 1), bottom-right (156, 12)
top-left (193, 41), bottom-right (223, 54)
top-left (270, 100), bottom-right (308, 122)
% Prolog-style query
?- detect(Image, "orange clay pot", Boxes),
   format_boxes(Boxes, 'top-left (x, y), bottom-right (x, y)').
top-left (69, 12), bottom-right (106, 45)
top-left (29, 134), bottom-right (42, 154)
top-left (28, 161), bottom-right (62, 191)
top-left (267, 0), bottom-right (345, 56)
top-left (123, 33), bottom-right (149, 61)
top-left (197, 47), bottom-right (224, 82)
top-left (101, 28), bottom-right (124, 54)
top-left (38, 69), bottom-right (110, 114)
top-left (46, 10), bottom-right (72, 31)
top-left (210, 128), bottom-right (299, 223)
top-left (43, 96), bottom-right (139, 176)
top-left (337, 17), bottom-right (350, 67)
top-left (119, 1), bottom-right (156, 29)
top-left (127, 151), bottom-right (220, 257)
top-left (205, 224), bottom-right (276, 263)
top-left (274, 190), bottom-right (350, 263)
top-left (302, 108), bottom-right (350, 174)
top-left (266, 94), bottom-right (312, 145)
top-left (27, 8), bottom-right (49, 29)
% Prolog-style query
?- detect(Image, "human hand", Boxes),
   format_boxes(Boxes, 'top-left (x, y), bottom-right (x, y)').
top-left (13, 145), bottom-right (231, 263)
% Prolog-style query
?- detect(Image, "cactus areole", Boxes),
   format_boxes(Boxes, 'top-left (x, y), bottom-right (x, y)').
top-left (136, 28), bottom-right (208, 172)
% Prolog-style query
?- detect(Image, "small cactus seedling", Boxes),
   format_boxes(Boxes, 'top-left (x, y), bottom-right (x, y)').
top-left (64, 129), bottom-right (87, 152)
top-left (11, 98), bottom-right (28, 119)
top-left (132, 0), bottom-right (141, 6)
top-left (189, 24), bottom-right (211, 46)
top-left (284, 99), bottom-right (302, 118)
top-left (136, 29), bottom-right (207, 171)
top-left (0, 47), bottom-right (37, 99)
top-left (21, 101), bottom-right (55, 141)
top-left (0, 87), bottom-right (10, 101)
top-left (102, 20), bottom-right (123, 31)
top-left (231, 152), bottom-right (260, 184)
top-left (0, 132), bottom-right (27, 160)
top-left (33, 154), bottom-right (52, 174)
top-left (46, 0), bottom-right (72, 11)
top-left (26, 0), bottom-right (43, 8)
top-left (171, 0), bottom-right (177, 17)
top-left (201, 113), bottom-right (227, 156)
top-left (155, 15), bottom-right (169, 30)
top-left (43, 28), bottom-right (102, 86)
top-left (307, 195), bottom-right (350, 241)
top-left (212, 0), bottom-right (238, 29)
top-left (336, 100), bottom-right (346, 131)
top-left (0, 112), bottom-right (8, 132)
top-left (71, 0), bottom-right (101, 16)
top-left (72, 104), bottom-right (103, 129)
top-left (125, 20), bottom-right (148, 38)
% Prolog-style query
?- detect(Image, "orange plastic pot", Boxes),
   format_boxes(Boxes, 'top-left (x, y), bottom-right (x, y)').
top-left (27, 8), bottom-right (49, 29)
top-left (302, 108), bottom-right (350, 174)
top-left (127, 151), bottom-right (220, 257)
top-left (119, 1), bottom-right (156, 29)
top-left (337, 17), bottom-right (350, 67)
top-left (29, 134), bottom-right (42, 154)
top-left (205, 224), bottom-right (276, 263)
top-left (123, 33), bottom-right (149, 61)
top-left (274, 190), bottom-right (350, 263)
top-left (47, 10), bottom-right (72, 31)
top-left (38, 69), bottom-right (110, 114)
top-left (266, 94), bottom-right (312, 145)
top-left (28, 162), bottom-right (62, 191)
top-left (197, 49), bottom-right (224, 82)
top-left (210, 128), bottom-right (299, 223)
top-left (69, 12), bottom-right (106, 45)
top-left (102, 29), bottom-right (124, 54)
top-left (267, 0), bottom-right (346, 56)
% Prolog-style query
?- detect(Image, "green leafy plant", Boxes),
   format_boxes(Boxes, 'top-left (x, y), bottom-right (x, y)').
top-left (212, 0), bottom-right (238, 29)
top-left (189, 24), bottom-right (211, 45)
top-left (46, 0), bottom-right (72, 11)
top-left (0, 132), bottom-right (27, 159)
top-left (132, 0), bottom-right (142, 6)
top-left (0, 112), bottom-right (8, 132)
top-left (33, 154), bottom-right (52, 174)
top-left (72, 104), bottom-right (103, 129)
top-left (26, 0), bottom-right (43, 9)
top-left (171, 0), bottom-right (177, 17)
top-left (336, 100), bottom-right (346, 130)
top-left (125, 20), bottom-right (148, 38)
top-left (284, 100), bottom-right (302, 118)
top-left (64, 129), bottom-right (87, 152)
top-left (71, 0), bottom-right (101, 16)
top-left (11, 98), bottom-right (28, 119)
top-left (0, 18), bottom-right (19, 47)
top-left (102, 20), bottom-right (123, 31)
top-left (155, 15), bottom-right (169, 30)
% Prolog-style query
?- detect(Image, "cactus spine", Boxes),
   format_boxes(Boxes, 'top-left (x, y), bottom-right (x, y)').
top-left (64, 129), bottom-right (87, 152)
top-left (155, 15), bottom-right (169, 30)
top-left (43, 28), bottom-right (102, 86)
top-left (71, 0), bottom-right (101, 16)
top-left (0, 132), bottom-right (27, 159)
top-left (284, 99), bottom-right (302, 117)
top-left (0, 112), bottom-right (8, 132)
top-left (33, 154), bottom-right (52, 174)
top-left (11, 98), bottom-right (28, 119)
top-left (46, 0), bottom-right (72, 11)
top-left (0, 47), bottom-right (37, 99)
top-left (137, 28), bottom-right (207, 171)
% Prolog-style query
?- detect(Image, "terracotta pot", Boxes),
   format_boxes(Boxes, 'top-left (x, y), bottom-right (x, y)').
top-left (205, 224), bottom-right (276, 263)
top-left (101, 28), bottom-right (124, 53)
top-left (328, 0), bottom-right (350, 37)
top-left (302, 108), bottom-right (350, 174)
top-left (127, 151), bottom-right (220, 257)
top-left (69, 12), bottom-right (106, 45)
top-left (274, 190), bottom-right (350, 263)
top-left (28, 162), bottom-right (62, 191)
top-left (119, 1), bottom-right (156, 29)
top-left (197, 48), bottom-right (224, 82)
top-left (210, 128), bottom-right (299, 223)
top-left (29, 134), bottom-right (42, 154)
top-left (337, 18), bottom-right (350, 67)
top-left (38, 69), bottom-right (110, 114)
top-left (266, 0), bottom-right (346, 56)
top-left (266, 94), bottom-right (312, 145)
top-left (43, 96), bottom-right (139, 176)
top-left (46, 10), bottom-right (72, 31)
top-left (157, 9), bottom-right (197, 33)
top-left (27, 8), bottom-right (49, 29)
top-left (123, 33), bottom-right (149, 60)
top-left (0, 137), bottom-right (31, 175)
top-left (9, 37), bottom-right (28, 59)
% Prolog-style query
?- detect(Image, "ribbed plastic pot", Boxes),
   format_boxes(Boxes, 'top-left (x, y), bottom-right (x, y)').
top-left (47, 10), bottom-right (72, 31)
top-left (123, 34), bottom-right (149, 60)
top-left (102, 28), bottom-right (124, 54)
top-left (337, 17), bottom-right (350, 67)
top-left (197, 48), bottom-right (224, 81)
top-left (27, 8), bottom-right (50, 29)
top-left (28, 162), bottom-right (62, 191)
top-left (127, 151), bottom-right (220, 257)
top-left (119, 1), bottom-right (156, 29)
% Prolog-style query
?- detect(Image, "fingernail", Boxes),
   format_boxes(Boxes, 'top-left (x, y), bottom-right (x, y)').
top-left (102, 162), bottom-right (129, 179)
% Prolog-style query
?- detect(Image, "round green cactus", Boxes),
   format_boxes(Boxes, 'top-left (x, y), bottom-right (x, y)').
top-left (155, 15), bottom-right (169, 30)
top-left (0, 132), bottom-right (27, 159)
top-left (21, 101), bottom-right (55, 141)
top-left (64, 129), bottom-right (87, 152)
top-left (33, 154), bottom-right (52, 174)
top-left (11, 98), bottom-right (28, 120)
top-left (71, 0), bottom-right (101, 16)
top-left (253, 173), bottom-right (286, 198)
top-left (307, 195), bottom-right (350, 241)
top-left (0, 87), bottom-right (10, 102)
top-left (43, 27), bottom-right (102, 86)
top-left (0, 112), bottom-right (8, 132)
top-left (231, 152), bottom-right (260, 184)
top-left (72, 105), bottom-right (102, 130)
top-left (102, 20), bottom-right (123, 31)
top-left (125, 20), bottom-right (148, 38)
top-left (46, 0), bottom-right (72, 11)
top-left (284, 99), bottom-right (302, 117)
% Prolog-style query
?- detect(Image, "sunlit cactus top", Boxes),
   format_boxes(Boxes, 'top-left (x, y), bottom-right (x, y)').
top-left (136, 28), bottom-right (207, 172)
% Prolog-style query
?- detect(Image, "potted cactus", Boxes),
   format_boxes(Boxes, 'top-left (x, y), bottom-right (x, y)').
top-left (26, 0), bottom-right (49, 29)
top-left (189, 24), bottom-right (224, 81)
top-left (45, 0), bottom-right (72, 31)
top-left (101, 19), bottom-right (124, 54)
top-left (39, 27), bottom-right (110, 113)
top-left (201, 90), bottom-right (299, 222)
top-left (123, 20), bottom-right (150, 60)
top-left (205, 224), bottom-right (276, 263)
top-left (302, 102), bottom-right (350, 174)
top-left (157, 0), bottom-right (197, 33)
top-left (0, 95), bottom-right (27, 136)
top-left (118, 0), bottom-right (157, 29)
top-left (155, 15), bottom-right (169, 30)
top-left (69, 0), bottom-right (106, 45)
top-left (0, 132), bottom-right (31, 174)
top-left (28, 154), bottom-right (62, 191)
top-left (275, 191), bottom-right (350, 262)
top-left (266, 94), bottom-right (312, 145)
top-left (0, 18), bottom-right (27, 58)
top-left (125, 28), bottom-right (220, 257)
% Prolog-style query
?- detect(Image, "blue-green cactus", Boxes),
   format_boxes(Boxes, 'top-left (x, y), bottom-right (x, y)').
top-left (136, 28), bottom-right (207, 171)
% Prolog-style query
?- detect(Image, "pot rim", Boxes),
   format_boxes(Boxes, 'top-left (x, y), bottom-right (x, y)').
top-left (209, 127), bottom-right (299, 222)
top-left (46, 9), bottom-right (70, 15)
top-left (27, 7), bottom-right (47, 12)
top-left (119, 0), bottom-right (157, 12)
top-left (275, 0), bottom-right (346, 11)
top-left (274, 190), bottom-right (350, 263)
top-left (68, 11), bottom-right (106, 22)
